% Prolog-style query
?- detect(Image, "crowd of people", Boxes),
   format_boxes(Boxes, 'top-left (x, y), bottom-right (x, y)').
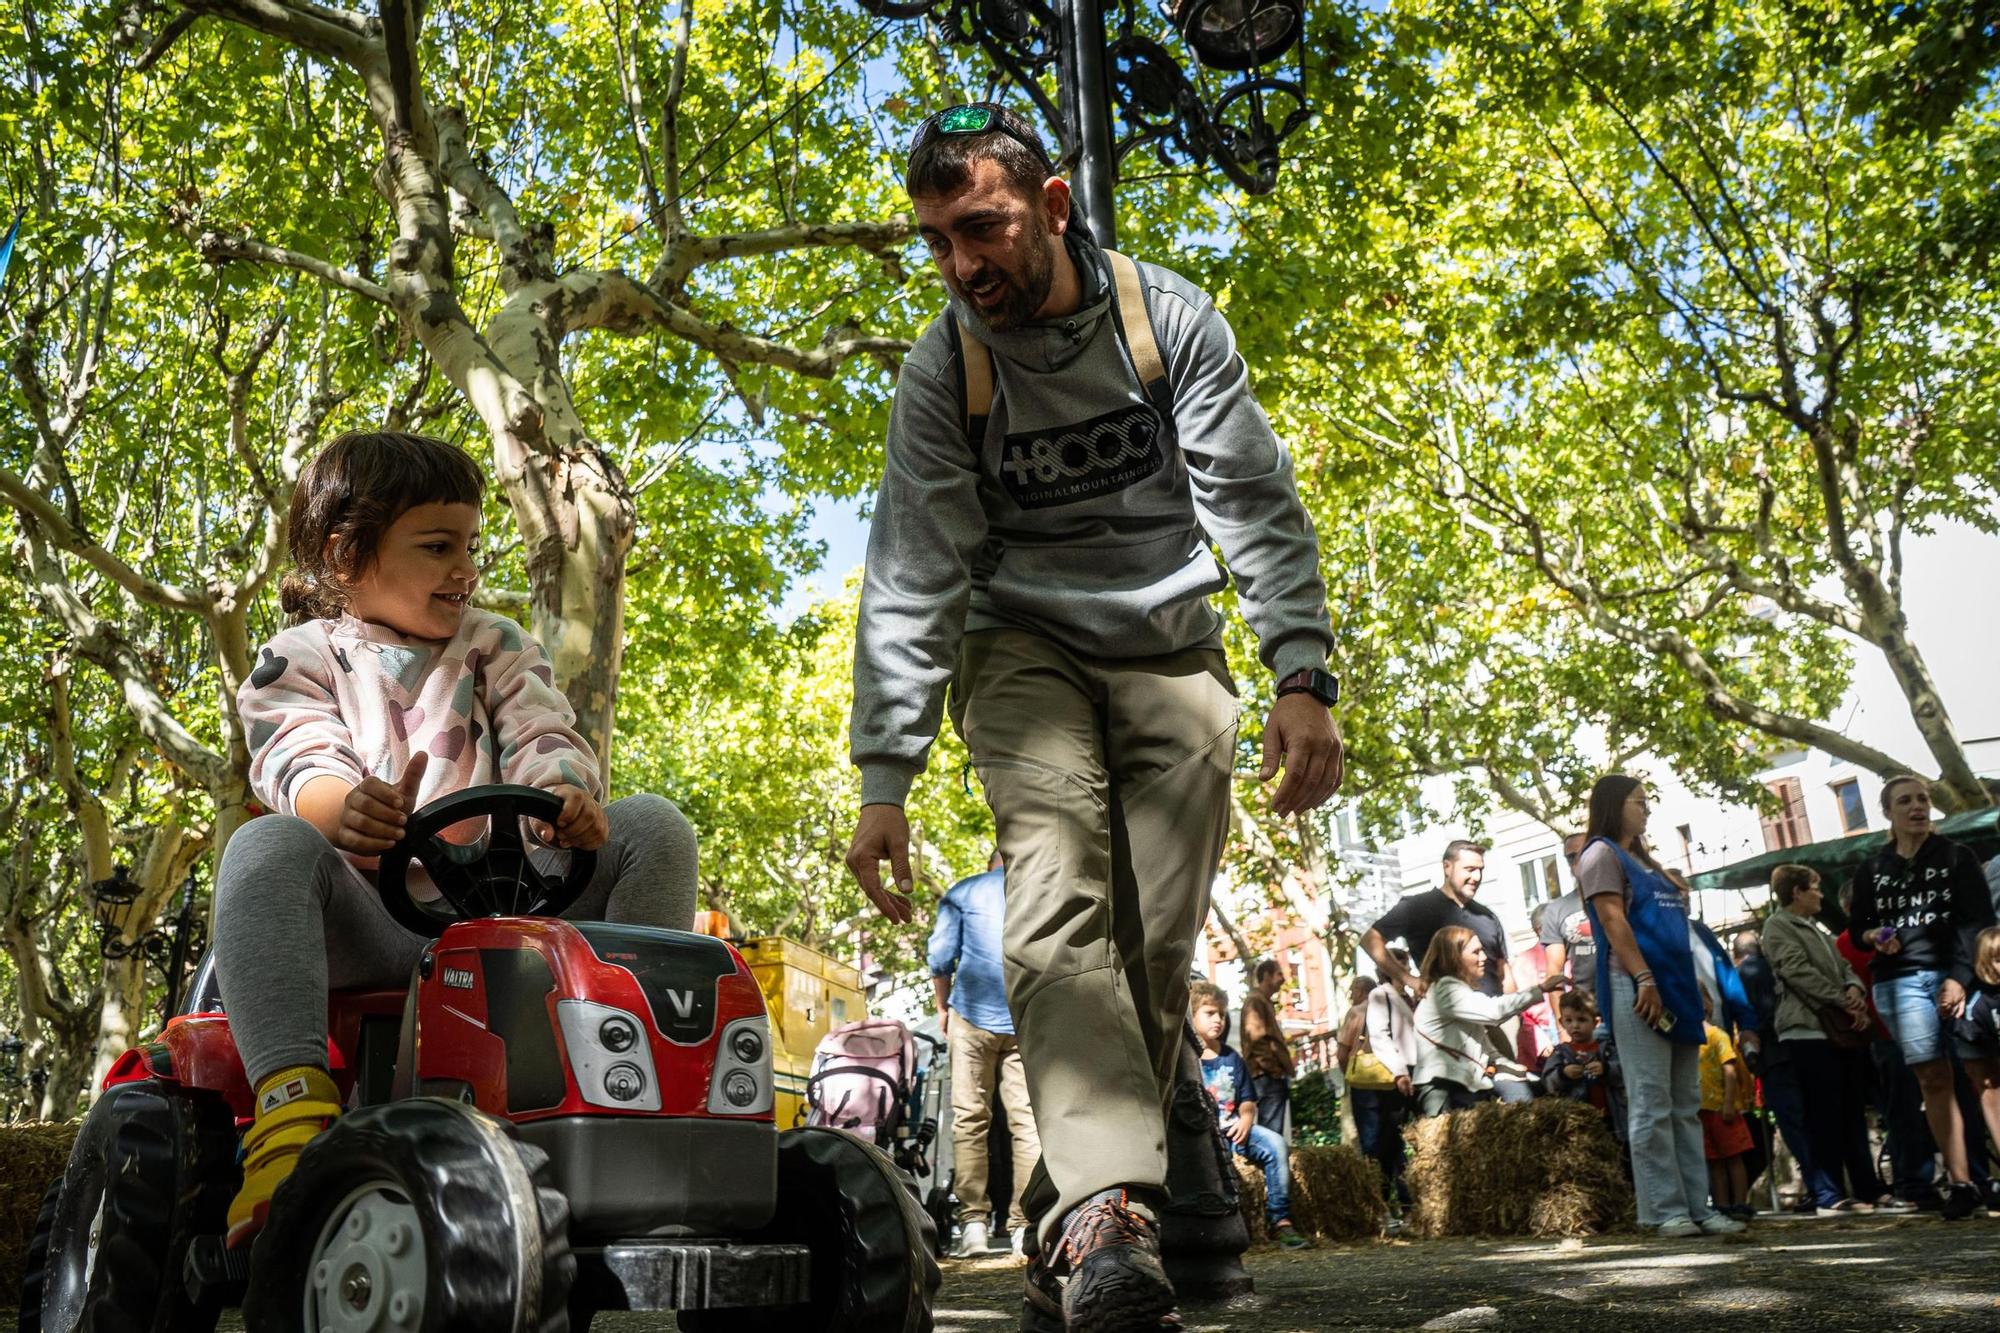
top-left (1330, 770), bottom-right (2000, 1235)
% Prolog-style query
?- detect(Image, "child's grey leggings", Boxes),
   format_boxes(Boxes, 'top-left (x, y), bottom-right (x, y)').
top-left (213, 794), bottom-right (698, 1088)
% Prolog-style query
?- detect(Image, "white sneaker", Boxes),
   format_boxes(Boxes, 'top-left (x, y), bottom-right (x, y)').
top-left (1655, 1218), bottom-right (1703, 1238)
top-left (952, 1219), bottom-right (991, 1257)
top-left (1011, 1225), bottom-right (1029, 1257)
top-left (1697, 1213), bottom-right (1747, 1235)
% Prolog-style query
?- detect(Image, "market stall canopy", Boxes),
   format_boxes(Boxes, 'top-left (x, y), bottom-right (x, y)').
top-left (1687, 807), bottom-right (2000, 895)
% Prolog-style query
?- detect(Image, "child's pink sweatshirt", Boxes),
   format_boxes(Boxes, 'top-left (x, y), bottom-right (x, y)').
top-left (239, 609), bottom-right (601, 846)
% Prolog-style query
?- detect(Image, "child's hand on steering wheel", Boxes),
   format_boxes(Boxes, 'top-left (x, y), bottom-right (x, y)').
top-left (332, 753), bottom-right (429, 855)
top-left (537, 783), bottom-right (609, 850)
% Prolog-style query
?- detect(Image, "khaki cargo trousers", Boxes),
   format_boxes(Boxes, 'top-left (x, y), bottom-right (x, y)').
top-left (948, 628), bottom-right (1238, 1244)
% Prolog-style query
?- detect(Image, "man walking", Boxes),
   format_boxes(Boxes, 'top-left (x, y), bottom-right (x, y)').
top-left (931, 850), bottom-right (1042, 1255)
top-left (846, 103), bottom-right (1341, 1332)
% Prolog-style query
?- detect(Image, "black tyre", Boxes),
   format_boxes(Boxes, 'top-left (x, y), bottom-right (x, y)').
top-left (245, 1097), bottom-right (573, 1333)
top-left (39, 1081), bottom-right (238, 1333)
top-left (18, 1174), bottom-right (62, 1333)
top-left (679, 1126), bottom-right (939, 1333)
top-left (922, 1184), bottom-right (953, 1260)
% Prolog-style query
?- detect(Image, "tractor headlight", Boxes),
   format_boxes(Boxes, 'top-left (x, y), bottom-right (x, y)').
top-left (604, 1062), bottom-right (646, 1102)
top-left (709, 1015), bottom-right (773, 1116)
top-left (556, 999), bottom-right (661, 1112)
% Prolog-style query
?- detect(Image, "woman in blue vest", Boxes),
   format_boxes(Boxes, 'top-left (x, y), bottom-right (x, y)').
top-left (1579, 774), bottom-right (1747, 1236)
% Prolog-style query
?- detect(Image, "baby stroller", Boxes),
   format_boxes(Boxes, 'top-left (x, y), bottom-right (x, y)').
top-left (806, 1017), bottom-right (951, 1249)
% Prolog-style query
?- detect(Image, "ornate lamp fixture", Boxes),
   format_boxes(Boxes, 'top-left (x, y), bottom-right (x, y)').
top-left (859, 0), bottom-right (1310, 201)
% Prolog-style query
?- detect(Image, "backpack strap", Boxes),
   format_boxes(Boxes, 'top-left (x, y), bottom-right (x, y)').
top-left (1103, 248), bottom-right (1173, 423)
top-left (952, 315), bottom-right (994, 440)
top-left (952, 249), bottom-right (1168, 441)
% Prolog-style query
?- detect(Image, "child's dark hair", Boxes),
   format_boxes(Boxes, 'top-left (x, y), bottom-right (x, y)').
top-left (281, 431), bottom-right (484, 622)
top-left (1559, 989), bottom-right (1597, 1020)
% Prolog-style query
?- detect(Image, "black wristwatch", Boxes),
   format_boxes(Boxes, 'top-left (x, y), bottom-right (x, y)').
top-left (1275, 668), bottom-right (1340, 707)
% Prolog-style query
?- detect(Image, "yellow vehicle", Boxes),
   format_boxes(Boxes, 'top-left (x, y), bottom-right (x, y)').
top-left (735, 934), bottom-right (867, 1128)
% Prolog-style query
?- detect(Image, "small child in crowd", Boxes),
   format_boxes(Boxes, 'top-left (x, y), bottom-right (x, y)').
top-left (1191, 981), bottom-right (1309, 1249)
top-left (1542, 990), bottom-right (1624, 1141)
top-left (1954, 926), bottom-right (2000, 1055)
top-left (1698, 996), bottom-right (1754, 1219)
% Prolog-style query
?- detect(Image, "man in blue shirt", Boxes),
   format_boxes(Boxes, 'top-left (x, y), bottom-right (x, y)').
top-left (930, 850), bottom-right (1042, 1255)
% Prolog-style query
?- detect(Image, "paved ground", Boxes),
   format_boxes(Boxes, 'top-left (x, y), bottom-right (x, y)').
top-left (44, 1212), bottom-right (2000, 1331)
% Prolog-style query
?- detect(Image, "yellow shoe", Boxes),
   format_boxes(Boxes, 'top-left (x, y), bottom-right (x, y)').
top-left (226, 1065), bottom-right (342, 1248)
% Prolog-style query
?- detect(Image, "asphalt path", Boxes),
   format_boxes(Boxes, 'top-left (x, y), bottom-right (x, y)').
top-left (47, 1211), bottom-right (2000, 1332)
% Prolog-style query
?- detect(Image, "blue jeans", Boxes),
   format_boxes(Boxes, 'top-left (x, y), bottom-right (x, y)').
top-left (1784, 1038), bottom-right (1885, 1207)
top-left (1609, 971), bottom-right (1715, 1226)
top-left (1350, 1087), bottom-right (1410, 1202)
top-left (1233, 1122), bottom-right (1291, 1226)
top-left (1759, 1053), bottom-right (1814, 1190)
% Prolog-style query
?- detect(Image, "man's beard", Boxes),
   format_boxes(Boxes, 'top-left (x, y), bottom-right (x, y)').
top-left (963, 221), bottom-right (1057, 331)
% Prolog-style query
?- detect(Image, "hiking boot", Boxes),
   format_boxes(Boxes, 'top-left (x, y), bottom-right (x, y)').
top-left (1020, 1246), bottom-right (1182, 1333)
top-left (954, 1218), bottom-right (993, 1257)
top-left (1941, 1181), bottom-right (1987, 1222)
top-left (1047, 1188), bottom-right (1177, 1333)
top-left (1273, 1219), bottom-right (1312, 1249)
top-left (226, 1065), bottom-right (342, 1248)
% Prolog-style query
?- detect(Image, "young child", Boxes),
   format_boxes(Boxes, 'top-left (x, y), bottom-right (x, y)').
top-left (215, 431), bottom-right (699, 1246)
top-left (1191, 981), bottom-right (1308, 1249)
top-left (1542, 990), bottom-right (1624, 1141)
top-left (1697, 996), bottom-right (1754, 1219)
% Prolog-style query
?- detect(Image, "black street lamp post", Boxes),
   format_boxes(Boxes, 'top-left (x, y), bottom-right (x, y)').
top-left (864, 0), bottom-right (1309, 245)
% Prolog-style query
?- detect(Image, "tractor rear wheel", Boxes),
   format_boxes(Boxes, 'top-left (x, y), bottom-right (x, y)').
top-left (37, 1081), bottom-right (238, 1333)
top-left (678, 1125), bottom-right (938, 1333)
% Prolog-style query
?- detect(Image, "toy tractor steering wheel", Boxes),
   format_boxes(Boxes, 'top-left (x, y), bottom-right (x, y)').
top-left (374, 784), bottom-right (596, 937)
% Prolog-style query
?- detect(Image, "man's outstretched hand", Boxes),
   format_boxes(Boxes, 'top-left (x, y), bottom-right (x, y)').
top-left (846, 803), bottom-right (917, 924)
top-left (1260, 692), bottom-right (1344, 818)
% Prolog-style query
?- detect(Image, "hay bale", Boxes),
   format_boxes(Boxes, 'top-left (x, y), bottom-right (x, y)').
top-left (0, 1121), bottom-right (80, 1294)
top-left (1234, 1143), bottom-right (1387, 1242)
top-left (1402, 1097), bottom-right (1632, 1238)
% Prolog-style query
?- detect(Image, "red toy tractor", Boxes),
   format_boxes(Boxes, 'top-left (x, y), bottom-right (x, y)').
top-left (22, 786), bottom-right (938, 1332)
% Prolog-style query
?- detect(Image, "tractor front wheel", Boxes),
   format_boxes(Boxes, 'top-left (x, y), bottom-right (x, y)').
top-left (245, 1097), bottom-right (574, 1333)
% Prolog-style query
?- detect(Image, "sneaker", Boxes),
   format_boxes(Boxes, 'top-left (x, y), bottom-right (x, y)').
top-left (1698, 1213), bottom-right (1748, 1235)
top-left (1273, 1220), bottom-right (1312, 1250)
top-left (1012, 1225), bottom-right (1030, 1257)
top-left (1871, 1196), bottom-right (1920, 1214)
top-left (226, 1065), bottom-right (342, 1249)
top-left (1049, 1188), bottom-right (1178, 1333)
top-left (1941, 1181), bottom-right (1987, 1222)
top-left (1982, 1179), bottom-right (2000, 1213)
top-left (1655, 1218), bottom-right (1703, 1238)
top-left (1721, 1203), bottom-right (1756, 1220)
top-left (954, 1218), bottom-right (993, 1257)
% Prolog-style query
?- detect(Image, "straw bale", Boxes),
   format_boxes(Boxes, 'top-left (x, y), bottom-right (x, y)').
top-left (1402, 1097), bottom-right (1632, 1238)
top-left (0, 1121), bottom-right (81, 1294)
top-left (1234, 1143), bottom-right (1388, 1242)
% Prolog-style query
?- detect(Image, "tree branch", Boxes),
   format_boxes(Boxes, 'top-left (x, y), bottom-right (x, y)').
top-left (197, 229), bottom-right (392, 306)
top-left (651, 217), bottom-right (915, 291)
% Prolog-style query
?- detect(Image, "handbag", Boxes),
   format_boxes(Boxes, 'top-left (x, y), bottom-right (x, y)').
top-left (1344, 1047), bottom-right (1397, 1090)
top-left (1815, 1000), bottom-right (1873, 1051)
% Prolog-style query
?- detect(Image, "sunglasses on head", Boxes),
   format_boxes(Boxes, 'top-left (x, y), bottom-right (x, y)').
top-left (908, 103), bottom-right (1055, 174)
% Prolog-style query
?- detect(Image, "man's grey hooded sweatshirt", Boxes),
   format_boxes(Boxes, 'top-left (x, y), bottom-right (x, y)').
top-left (852, 233), bottom-right (1334, 807)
